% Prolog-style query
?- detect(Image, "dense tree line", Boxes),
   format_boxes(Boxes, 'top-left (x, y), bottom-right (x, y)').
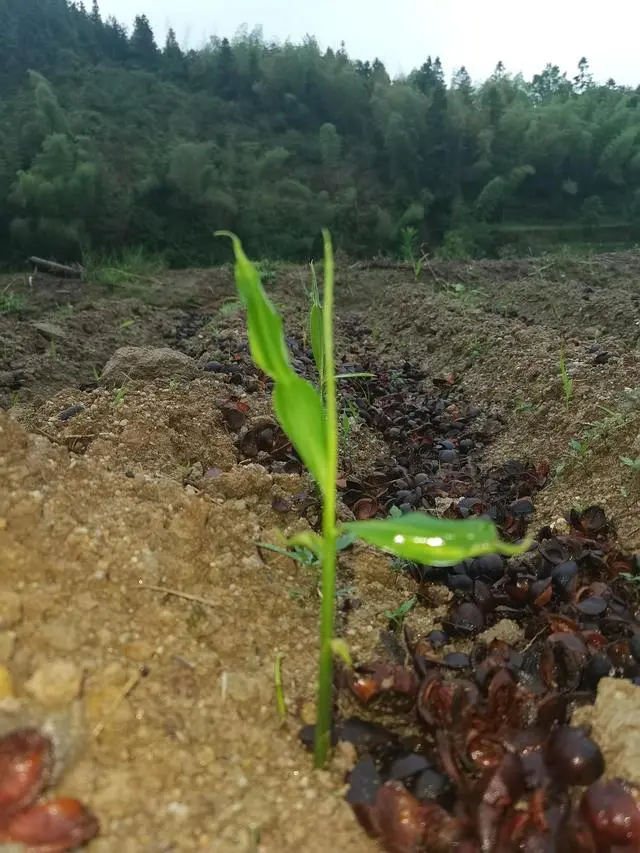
top-left (1, 0), bottom-right (640, 267)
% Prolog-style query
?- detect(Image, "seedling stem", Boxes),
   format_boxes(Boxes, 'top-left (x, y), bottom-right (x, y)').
top-left (316, 231), bottom-right (337, 767)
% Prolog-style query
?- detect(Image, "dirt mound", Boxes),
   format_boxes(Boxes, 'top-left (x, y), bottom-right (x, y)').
top-left (1, 386), bottom-right (400, 852)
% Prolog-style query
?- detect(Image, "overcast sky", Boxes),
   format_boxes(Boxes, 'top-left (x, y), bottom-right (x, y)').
top-left (98, 0), bottom-right (639, 86)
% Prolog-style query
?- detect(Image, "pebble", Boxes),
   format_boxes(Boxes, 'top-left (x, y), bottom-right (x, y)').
top-left (25, 659), bottom-right (83, 707)
top-left (478, 619), bottom-right (524, 647)
top-left (0, 591), bottom-right (23, 630)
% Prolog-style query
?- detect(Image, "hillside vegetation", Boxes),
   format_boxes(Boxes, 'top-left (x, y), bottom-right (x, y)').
top-left (2, 0), bottom-right (640, 265)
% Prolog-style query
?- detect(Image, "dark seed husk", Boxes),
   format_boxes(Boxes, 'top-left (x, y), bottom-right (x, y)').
top-left (576, 597), bottom-right (608, 617)
top-left (445, 602), bottom-right (484, 637)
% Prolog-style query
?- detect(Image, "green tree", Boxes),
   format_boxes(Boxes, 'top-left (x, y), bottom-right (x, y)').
top-left (129, 14), bottom-right (159, 69)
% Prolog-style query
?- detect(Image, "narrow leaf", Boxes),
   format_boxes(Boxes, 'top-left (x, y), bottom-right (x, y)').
top-left (216, 231), bottom-right (291, 381)
top-left (273, 374), bottom-right (328, 489)
top-left (344, 512), bottom-right (532, 567)
top-left (309, 302), bottom-right (325, 385)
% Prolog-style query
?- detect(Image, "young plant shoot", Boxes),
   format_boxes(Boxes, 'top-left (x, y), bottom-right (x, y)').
top-left (216, 229), bottom-right (531, 769)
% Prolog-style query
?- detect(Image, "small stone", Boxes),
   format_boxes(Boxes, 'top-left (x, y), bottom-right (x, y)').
top-left (32, 321), bottom-right (66, 341)
top-left (25, 660), bottom-right (83, 707)
top-left (478, 619), bottom-right (524, 647)
top-left (58, 404), bottom-right (85, 422)
top-left (300, 701), bottom-right (316, 726)
top-left (550, 517), bottom-right (571, 535)
top-left (0, 665), bottom-right (14, 698)
top-left (100, 346), bottom-right (197, 387)
top-left (0, 592), bottom-right (23, 630)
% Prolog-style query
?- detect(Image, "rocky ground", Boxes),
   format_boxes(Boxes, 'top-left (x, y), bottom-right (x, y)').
top-left (1, 252), bottom-right (639, 852)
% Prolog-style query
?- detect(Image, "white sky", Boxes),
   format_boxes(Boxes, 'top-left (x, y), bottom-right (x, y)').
top-left (98, 0), bottom-right (639, 86)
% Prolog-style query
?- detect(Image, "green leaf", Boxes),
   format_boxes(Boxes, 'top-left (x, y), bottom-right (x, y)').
top-left (286, 530), bottom-right (324, 558)
top-left (256, 540), bottom-right (318, 566)
top-left (330, 638), bottom-right (353, 668)
top-left (343, 512), bottom-right (532, 567)
top-left (216, 231), bottom-right (291, 381)
top-left (273, 374), bottom-right (328, 489)
top-left (336, 530), bottom-right (357, 552)
top-left (309, 302), bottom-right (324, 385)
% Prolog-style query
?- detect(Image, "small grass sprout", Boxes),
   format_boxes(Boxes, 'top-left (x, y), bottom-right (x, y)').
top-left (559, 347), bottom-right (573, 408)
top-left (112, 386), bottom-right (127, 407)
top-left (216, 228), bottom-right (532, 769)
top-left (399, 225), bottom-right (423, 280)
top-left (385, 595), bottom-right (418, 629)
top-left (620, 455), bottom-right (640, 471)
top-left (0, 291), bottom-right (28, 314)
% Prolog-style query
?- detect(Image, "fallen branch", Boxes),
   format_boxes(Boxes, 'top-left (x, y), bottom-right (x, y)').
top-left (28, 256), bottom-right (86, 279)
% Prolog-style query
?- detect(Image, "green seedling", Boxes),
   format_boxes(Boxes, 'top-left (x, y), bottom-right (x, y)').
top-left (390, 555), bottom-right (415, 573)
top-left (0, 291), bottom-right (28, 314)
top-left (257, 541), bottom-right (318, 567)
top-left (257, 531), bottom-right (355, 570)
top-left (330, 637), bottom-right (353, 668)
top-left (385, 595), bottom-right (417, 629)
top-left (620, 455), bottom-right (640, 471)
top-left (112, 386), bottom-right (127, 407)
top-left (255, 259), bottom-right (277, 284)
top-left (399, 226), bottom-right (423, 280)
top-left (559, 348), bottom-right (573, 408)
top-left (216, 228), bottom-right (531, 769)
top-left (569, 437), bottom-right (590, 459)
top-left (219, 298), bottom-right (242, 318)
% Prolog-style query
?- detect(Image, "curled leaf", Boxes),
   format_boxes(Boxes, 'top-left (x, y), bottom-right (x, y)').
top-left (343, 512), bottom-right (532, 567)
top-left (330, 638), bottom-right (353, 668)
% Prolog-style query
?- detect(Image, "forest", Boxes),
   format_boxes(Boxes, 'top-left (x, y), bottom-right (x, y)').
top-left (2, 0), bottom-right (640, 267)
